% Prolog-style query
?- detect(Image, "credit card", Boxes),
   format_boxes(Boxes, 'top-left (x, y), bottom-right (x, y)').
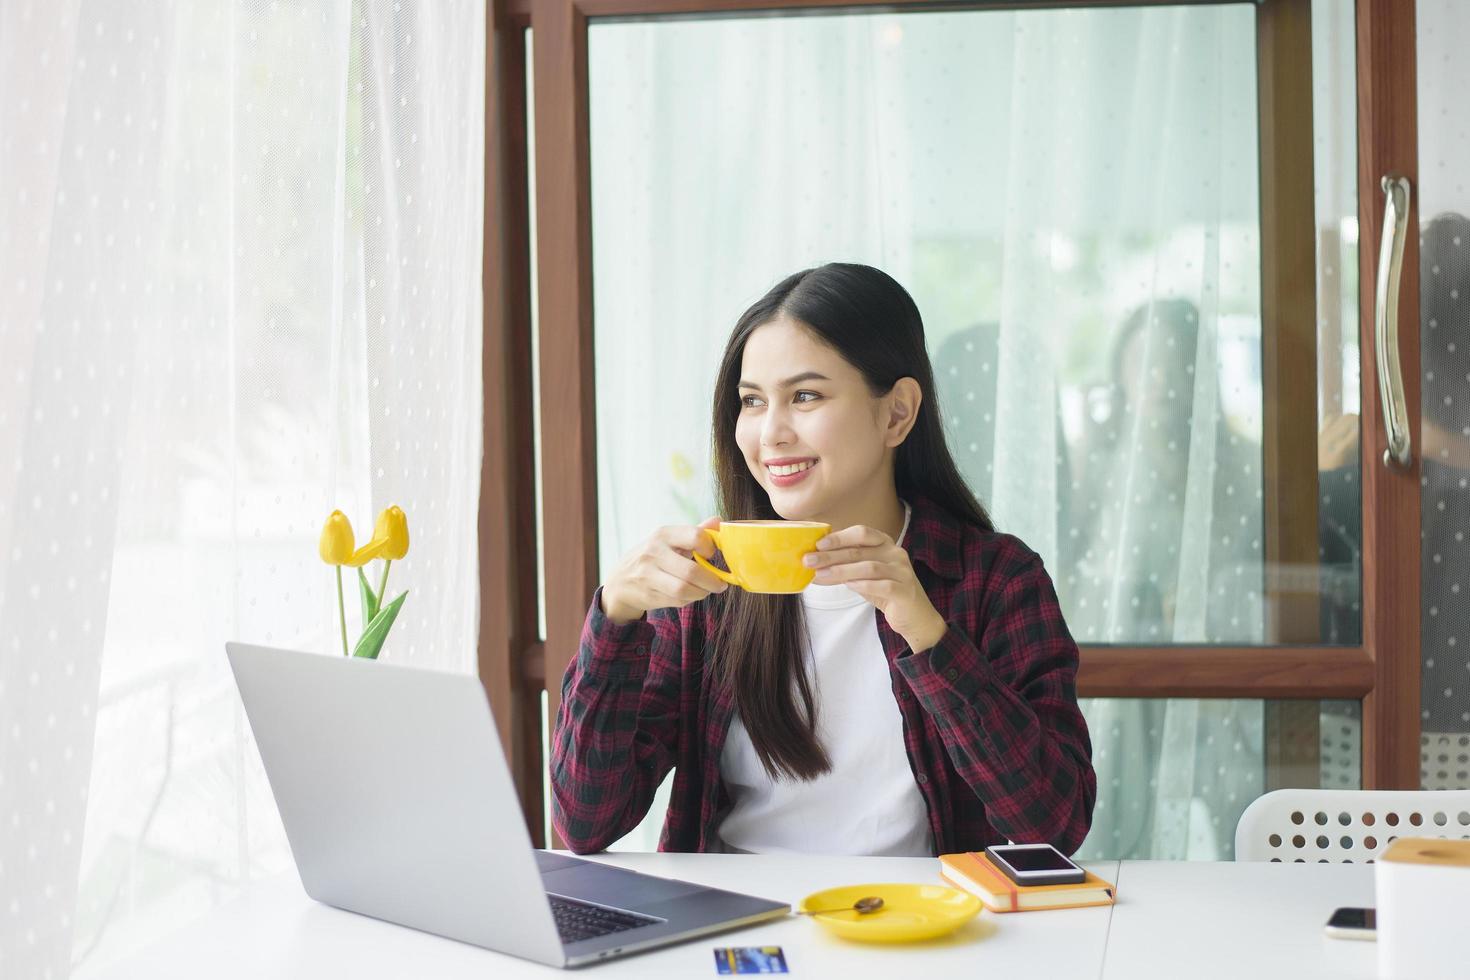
top-left (713, 945), bottom-right (789, 974)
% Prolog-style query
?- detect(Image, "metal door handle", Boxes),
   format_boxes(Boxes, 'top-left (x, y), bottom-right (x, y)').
top-left (1375, 174), bottom-right (1412, 468)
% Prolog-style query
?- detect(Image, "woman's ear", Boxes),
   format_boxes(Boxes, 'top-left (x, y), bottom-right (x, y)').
top-left (884, 378), bottom-right (923, 448)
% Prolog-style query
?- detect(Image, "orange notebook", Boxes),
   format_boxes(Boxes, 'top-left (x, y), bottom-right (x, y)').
top-left (938, 850), bottom-right (1116, 913)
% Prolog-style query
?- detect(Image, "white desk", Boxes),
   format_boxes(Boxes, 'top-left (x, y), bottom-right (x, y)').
top-left (83, 853), bottom-right (1378, 979)
top-left (1103, 860), bottom-right (1376, 979)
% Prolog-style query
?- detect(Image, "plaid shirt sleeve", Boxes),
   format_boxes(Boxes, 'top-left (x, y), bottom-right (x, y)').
top-left (549, 587), bottom-right (689, 854)
top-left (895, 539), bottom-right (1096, 855)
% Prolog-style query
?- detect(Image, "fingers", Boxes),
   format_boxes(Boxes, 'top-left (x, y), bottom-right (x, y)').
top-left (648, 565), bottom-right (720, 605)
top-left (816, 525), bottom-right (889, 551)
top-left (607, 521), bottom-right (732, 616)
top-left (804, 544), bottom-right (902, 569)
top-left (664, 523), bottom-right (719, 558)
top-left (655, 546), bottom-right (729, 595)
top-left (811, 559), bottom-right (895, 585)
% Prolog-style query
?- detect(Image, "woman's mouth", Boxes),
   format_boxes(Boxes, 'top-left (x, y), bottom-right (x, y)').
top-left (765, 458), bottom-right (817, 488)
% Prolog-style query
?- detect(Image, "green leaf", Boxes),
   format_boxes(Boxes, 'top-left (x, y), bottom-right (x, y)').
top-left (357, 568), bottom-right (381, 627)
top-left (353, 590), bottom-right (407, 660)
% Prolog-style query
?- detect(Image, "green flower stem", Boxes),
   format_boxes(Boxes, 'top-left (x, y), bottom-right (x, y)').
top-left (336, 566), bottom-right (349, 657)
top-left (377, 559), bottom-right (392, 607)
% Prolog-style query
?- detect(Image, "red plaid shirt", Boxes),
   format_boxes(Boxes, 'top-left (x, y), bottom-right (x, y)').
top-left (550, 495), bottom-right (1095, 856)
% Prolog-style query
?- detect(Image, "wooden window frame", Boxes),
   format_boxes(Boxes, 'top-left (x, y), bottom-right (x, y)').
top-left (482, 0), bottom-right (1421, 845)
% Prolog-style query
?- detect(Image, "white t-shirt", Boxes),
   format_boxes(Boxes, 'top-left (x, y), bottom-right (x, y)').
top-left (715, 503), bottom-right (934, 856)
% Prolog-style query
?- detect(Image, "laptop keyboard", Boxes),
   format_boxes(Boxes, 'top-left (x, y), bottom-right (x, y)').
top-left (548, 894), bottom-right (662, 944)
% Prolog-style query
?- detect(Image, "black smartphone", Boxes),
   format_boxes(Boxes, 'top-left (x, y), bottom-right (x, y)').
top-left (983, 843), bottom-right (1087, 886)
top-left (1324, 907), bottom-right (1376, 941)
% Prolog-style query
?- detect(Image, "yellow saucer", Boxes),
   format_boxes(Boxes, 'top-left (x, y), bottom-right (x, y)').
top-left (798, 883), bottom-right (983, 943)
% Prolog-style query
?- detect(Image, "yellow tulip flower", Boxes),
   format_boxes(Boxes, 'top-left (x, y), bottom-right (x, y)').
top-left (363, 505), bottom-right (409, 603)
top-left (344, 505), bottom-right (407, 566)
top-left (320, 509), bottom-right (356, 656)
top-left (318, 510), bottom-right (356, 565)
top-left (319, 505), bottom-right (411, 659)
top-left (375, 505), bottom-right (410, 560)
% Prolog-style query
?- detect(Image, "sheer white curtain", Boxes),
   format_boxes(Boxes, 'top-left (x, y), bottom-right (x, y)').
top-left (0, 3), bottom-right (484, 977)
top-left (587, 5), bottom-right (1276, 857)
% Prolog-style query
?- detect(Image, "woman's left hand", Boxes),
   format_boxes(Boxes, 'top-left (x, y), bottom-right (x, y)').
top-left (805, 526), bottom-right (948, 652)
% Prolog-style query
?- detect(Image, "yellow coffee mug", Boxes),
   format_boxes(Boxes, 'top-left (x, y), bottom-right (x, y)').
top-left (692, 520), bottom-right (831, 593)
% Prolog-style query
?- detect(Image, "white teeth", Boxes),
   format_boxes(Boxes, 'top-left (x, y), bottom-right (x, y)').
top-left (767, 461), bottom-right (815, 477)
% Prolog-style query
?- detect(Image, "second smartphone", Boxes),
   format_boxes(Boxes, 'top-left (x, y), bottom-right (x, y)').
top-left (984, 843), bottom-right (1088, 886)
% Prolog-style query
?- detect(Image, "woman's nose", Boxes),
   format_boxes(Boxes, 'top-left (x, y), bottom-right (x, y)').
top-left (760, 404), bottom-right (795, 447)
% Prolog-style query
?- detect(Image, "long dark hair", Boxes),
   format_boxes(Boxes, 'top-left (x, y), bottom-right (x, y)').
top-left (709, 262), bottom-right (992, 780)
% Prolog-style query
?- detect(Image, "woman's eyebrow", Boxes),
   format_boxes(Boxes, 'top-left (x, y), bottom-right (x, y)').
top-left (737, 371), bottom-right (831, 391)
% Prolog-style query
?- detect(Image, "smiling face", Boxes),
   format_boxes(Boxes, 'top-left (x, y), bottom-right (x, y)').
top-left (734, 315), bottom-right (917, 532)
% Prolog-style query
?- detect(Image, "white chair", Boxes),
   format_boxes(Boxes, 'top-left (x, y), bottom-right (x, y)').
top-left (1234, 788), bottom-right (1470, 862)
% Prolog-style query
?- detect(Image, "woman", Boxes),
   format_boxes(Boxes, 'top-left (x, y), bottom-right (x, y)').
top-left (551, 263), bottom-right (1095, 856)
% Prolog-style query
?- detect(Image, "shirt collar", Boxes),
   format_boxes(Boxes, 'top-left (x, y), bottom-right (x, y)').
top-left (902, 494), bottom-right (967, 582)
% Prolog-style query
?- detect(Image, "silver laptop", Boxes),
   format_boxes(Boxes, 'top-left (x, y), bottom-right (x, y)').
top-left (225, 642), bottom-right (789, 968)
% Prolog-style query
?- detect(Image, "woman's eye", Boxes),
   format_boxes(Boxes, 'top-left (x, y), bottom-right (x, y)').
top-left (794, 390), bottom-right (821, 404)
top-left (741, 394), bottom-right (765, 409)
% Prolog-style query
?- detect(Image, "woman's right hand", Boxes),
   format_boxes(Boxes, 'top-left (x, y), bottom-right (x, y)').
top-left (600, 516), bottom-right (729, 625)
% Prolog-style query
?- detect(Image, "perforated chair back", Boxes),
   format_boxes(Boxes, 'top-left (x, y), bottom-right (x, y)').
top-left (1234, 788), bottom-right (1470, 862)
